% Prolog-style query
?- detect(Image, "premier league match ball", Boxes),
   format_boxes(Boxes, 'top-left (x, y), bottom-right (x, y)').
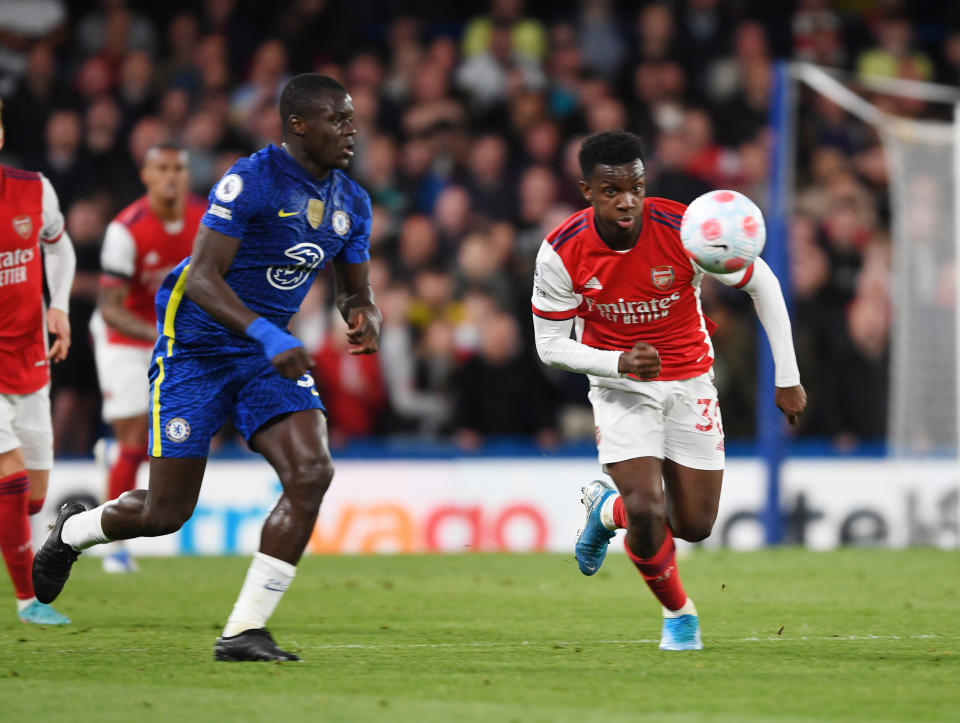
top-left (680, 190), bottom-right (766, 274)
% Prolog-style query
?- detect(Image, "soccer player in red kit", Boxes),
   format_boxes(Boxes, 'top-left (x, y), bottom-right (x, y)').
top-left (531, 131), bottom-right (806, 650)
top-left (0, 98), bottom-right (76, 624)
top-left (90, 142), bottom-right (204, 573)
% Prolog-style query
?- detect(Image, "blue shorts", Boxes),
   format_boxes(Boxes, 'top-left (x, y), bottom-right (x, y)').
top-left (147, 337), bottom-right (325, 458)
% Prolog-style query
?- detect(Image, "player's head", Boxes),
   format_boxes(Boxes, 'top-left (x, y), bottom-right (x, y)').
top-left (141, 141), bottom-right (189, 206)
top-left (578, 130), bottom-right (646, 238)
top-left (279, 73), bottom-right (355, 171)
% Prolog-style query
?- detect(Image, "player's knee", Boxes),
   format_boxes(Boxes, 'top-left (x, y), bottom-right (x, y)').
top-left (141, 504), bottom-right (193, 537)
top-left (620, 490), bottom-right (666, 531)
top-left (672, 519), bottom-right (714, 543)
top-left (282, 456), bottom-right (334, 513)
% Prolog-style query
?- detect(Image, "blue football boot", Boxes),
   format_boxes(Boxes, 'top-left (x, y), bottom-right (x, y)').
top-left (19, 600), bottom-right (71, 625)
top-left (574, 479), bottom-right (617, 575)
top-left (659, 614), bottom-right (703, 651)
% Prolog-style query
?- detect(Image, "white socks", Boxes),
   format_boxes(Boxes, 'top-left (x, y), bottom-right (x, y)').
top-left (222, 552), bottom-right (297, 638)
top-left (599, 493), bottom-right (619, 531)
top-left (16, 597), bottom-right (36, 613)
top-left (663, 597), bottom-right (698, 619)
top-left (61, 504), bottom-right (112, 550)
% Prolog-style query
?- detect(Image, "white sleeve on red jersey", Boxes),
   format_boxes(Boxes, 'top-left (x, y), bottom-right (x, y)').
top-left (532, 241), bottom-right (578, 316)
top-left (709, 258), bottom-right (801, 387)
top-left (38, 175), bottom-right (65, 242)
top-left (40, 231), bottom-right (76, 313)
top-left (531, 241), bottom-right (622, 378)
top-left (100, 220), bottom-right (137, 278)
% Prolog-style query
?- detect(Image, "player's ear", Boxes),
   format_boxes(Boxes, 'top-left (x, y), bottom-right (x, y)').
top-left (578, 179), bottom-right (592, 203)
top-left (288, 114), bottom-right (305, 137)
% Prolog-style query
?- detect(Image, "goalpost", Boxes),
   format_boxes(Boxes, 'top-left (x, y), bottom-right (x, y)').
top-left (763, 61), bottom-right (960, 543)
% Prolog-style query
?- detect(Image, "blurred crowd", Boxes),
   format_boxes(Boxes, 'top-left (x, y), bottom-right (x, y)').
top-left (2, 0), bottom-right (957, 455)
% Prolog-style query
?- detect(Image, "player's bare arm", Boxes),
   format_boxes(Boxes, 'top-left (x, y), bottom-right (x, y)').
top-left (185, 224), bottom-right (312, 379)
top-left (618, 341), bottom-right (661, 379)
top-left (332, 258), bottom-right (381, 355)
top-left (775, 384), bottom-right (807, 425)
top-left (46, 308), bottom-right (70, 362)
top-left (97, 284), bottom-right (157, 342)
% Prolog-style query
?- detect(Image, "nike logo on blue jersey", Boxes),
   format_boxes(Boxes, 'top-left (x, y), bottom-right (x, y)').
top-left (278, 209), bottom-right (299, 217)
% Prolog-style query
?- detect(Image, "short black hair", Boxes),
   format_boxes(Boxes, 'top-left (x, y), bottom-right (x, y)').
top-left (278, 73), bottom-right (347, 129)
top-left (578, 130), bottom-right (645, 180)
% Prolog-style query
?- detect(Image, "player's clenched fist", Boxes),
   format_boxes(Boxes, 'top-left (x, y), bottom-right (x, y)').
top-left (775, 384), bottom-right (807, 425)
top-left (272, 345), bottom-right (314, 380)
top-left (618, 341), bottom-right (660, 379)
top-left (346, 305), bottom-right (381, 355)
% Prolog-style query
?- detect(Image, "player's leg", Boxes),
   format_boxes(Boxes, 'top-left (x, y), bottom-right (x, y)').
top-left (0, 390), bottom-right (69, 624)
top-left (26, 469), bottom-right (47, 516)
top-left (214, 409), bottom-right (332, 662)
top-left (107, 415), bottom-right (150, 500)
top-left (607, 456), bottom-right (701, 651)
top-left (214, 363), bottom-right (329, 663)
top-left (575, 385), bottom-right (666, 575)
top-left (251, 409), bottom-right (333, 563)
top-left (32, 456), bottom-right (207, 604)
top-left (33, 347), bottom-right (223, 604)
top-left (0, 447), bottom-right (41, 618)
top-left (101, 414), bottom-right (150, 573)
top-left (576, 385), bottom-right (701, 650)
top-left (662, 459), bottom-right (723, 543)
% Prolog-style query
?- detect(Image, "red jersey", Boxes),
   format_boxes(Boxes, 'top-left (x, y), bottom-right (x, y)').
top-left (99, 196), bottom-right (205, 346)
top-left (0, 167), bottom-right (66, 394)
top-left (531, 199), bottom-right (752, 383)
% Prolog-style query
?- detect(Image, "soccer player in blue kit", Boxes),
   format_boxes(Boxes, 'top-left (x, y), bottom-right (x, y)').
top-left (32, 74), bottom-right (381, 661)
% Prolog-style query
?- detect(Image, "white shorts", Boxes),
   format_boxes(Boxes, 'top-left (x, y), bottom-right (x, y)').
top-left (91, 312), bottom-right (153, 422)
top-left (0, 385), bottom-right (53, 470)
top-left (588, 373), bottom-right (725, 470)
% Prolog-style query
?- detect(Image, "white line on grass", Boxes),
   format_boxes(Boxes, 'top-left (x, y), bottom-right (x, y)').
top-left (308, 634), bottom-right (952, 650)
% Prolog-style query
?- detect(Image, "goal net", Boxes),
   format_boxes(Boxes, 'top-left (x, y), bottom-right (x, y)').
top-left (791, 64), bottom-right (960, 459)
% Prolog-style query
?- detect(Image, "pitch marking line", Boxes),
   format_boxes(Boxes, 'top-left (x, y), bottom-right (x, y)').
top-left (309, 634), bottom-right (951, 650)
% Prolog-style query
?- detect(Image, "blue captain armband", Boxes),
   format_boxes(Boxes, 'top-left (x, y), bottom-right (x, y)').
top-left (245, 317), bottom-right (303, 360)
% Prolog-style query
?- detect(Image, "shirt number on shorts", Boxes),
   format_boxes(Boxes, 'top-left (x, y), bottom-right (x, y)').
top-left (695, 398), bottom-right (723, 435)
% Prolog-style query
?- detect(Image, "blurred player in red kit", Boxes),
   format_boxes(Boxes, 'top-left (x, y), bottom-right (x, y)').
top-left (0, 98), bottom-right (76, 624)
top-left (90, 142), bottom-right (204, 573)
top-left (531, 131), bottom-right (806, 650)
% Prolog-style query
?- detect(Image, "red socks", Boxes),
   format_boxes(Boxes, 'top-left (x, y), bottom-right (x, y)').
top-left (28, 498), bottom-right (44, 516)
top-left (0, 471), bottom-right (34, 600)
top-left (612, 496), bottom-right (627, 529)
top-left (624, 525), bottom-right (688, 612)
top-left (107, 445), bottom-right (147, 500)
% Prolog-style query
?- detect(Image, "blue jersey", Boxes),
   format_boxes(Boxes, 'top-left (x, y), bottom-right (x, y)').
top-left (155, 144), bottom-right (371, 351)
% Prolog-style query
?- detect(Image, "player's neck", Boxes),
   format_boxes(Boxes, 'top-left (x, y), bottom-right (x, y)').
top-left (594, 215), bottom-right (642, 251)
top-left (281, 141), bottom-right (331, 182)
top-left (149, 196), bottom-right (183, 223)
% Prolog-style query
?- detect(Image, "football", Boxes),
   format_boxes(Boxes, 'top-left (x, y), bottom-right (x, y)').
top-left (679, 190), bottom-right (766, 274)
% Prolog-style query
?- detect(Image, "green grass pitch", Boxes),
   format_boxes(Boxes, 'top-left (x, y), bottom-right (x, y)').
top-left (2, 548), bottom-right (958, 722)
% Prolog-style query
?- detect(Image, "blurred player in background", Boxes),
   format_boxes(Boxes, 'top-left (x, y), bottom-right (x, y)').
top-left (34, 74), bottom-right (381, 661)
top-left (531, 130), bottom-right (806, 650)
top-left (0, 97), bottom-right (76, 625)
top-left (90, 142), bottom-right (204, 574)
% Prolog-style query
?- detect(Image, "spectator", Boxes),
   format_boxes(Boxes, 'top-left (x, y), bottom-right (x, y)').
top-left (451, 310), bottom-right (558, 449)
top-left (2, 43), bottom-right (63, 161)
top-left (312, 312), bottom-right (388, 447)
top-left (50, 199), bottom-right (104, 457)
top-left (37, 110), bottom-right (91, 210)
top-left (462, 0), bottom-right (548, 63)
top-left (462, 134), bottom-right (515, 222)
top-left (856, 11), bottom-right (933, 83)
